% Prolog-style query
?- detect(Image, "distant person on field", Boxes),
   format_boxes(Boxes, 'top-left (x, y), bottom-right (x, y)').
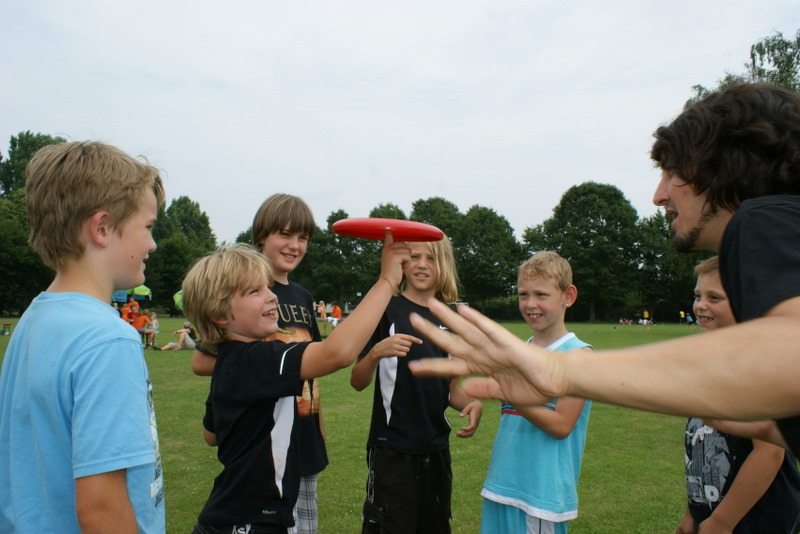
top-left (675, 256), bottom-right (800, 534)
top-left (350, 236), bottom-right (482, 534)
top-left (0, 141), bottom-right (166, 532)
top-left (328, 301), bottom-right (342, 328)
top-left (317, 300), bottom-right (328, 335)
top-left (160, 322), bottom-right (196, 351)
top-left (147, 311), bottom-right (160, 348)
top-left (480, 251), bottom-right (592, 534)
top-left (183, 240), bottom-right (409, 533)
top-left (191, 193), bottom-right (329, 534)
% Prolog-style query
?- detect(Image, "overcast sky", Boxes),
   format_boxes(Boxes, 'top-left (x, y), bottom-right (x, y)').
top-left (3, 1), bottom-right (798, 242)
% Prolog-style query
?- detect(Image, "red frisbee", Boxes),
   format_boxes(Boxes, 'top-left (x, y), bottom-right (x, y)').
top-left (331, 218), bottom-right (444, 242)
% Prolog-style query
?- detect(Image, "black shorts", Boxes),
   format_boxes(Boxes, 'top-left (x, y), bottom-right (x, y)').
top-left (191, 522), bottom-right (287, 534)
top-left (361, 446), bottom-right (452, 534)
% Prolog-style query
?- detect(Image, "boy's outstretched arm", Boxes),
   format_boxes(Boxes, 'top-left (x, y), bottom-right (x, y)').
top-left (350, 334), bottom-right (422, 391)
top-left (300, 234), bottom-right (410, 380)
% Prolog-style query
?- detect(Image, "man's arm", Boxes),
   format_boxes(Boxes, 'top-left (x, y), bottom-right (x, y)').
top-left (409, 296), bottom-right (800, 422)
top-left (75, 470), bottom-right (137, 534)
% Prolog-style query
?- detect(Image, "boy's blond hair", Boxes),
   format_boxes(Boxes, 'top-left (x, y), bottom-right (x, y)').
top-left (693, 255), bottom-right (719, 277)
top-left (182, 244), bottom-right (274, 353)
top-left (252, 193), bottom-right (316, 251)
top-left (518, 251), bottom-right (573, 292)
top-left (25, 141), bottom-right (165, 270)
top-left (402, 236), bottom-right (460, 303)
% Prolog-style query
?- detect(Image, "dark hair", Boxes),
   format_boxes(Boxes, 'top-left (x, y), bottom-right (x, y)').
top-left (651, 83), bottom-right (800, 212)
top-left (251, 193), bottom-right (315, 251)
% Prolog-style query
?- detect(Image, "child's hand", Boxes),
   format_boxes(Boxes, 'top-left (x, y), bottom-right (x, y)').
top-left (379, 232), bottom-right (411, 289)
top-left (368, 334), bottom-right (422, 361)
top-left (455, 399), bottom-right (483, 438)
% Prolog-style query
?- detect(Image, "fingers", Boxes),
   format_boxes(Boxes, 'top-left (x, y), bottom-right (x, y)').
top-left (409, 356), bottom-right (473, 378)
top-left (373, 334), bottom-right (423, 359)
top-left (460, 377), bottom-right (507, 400)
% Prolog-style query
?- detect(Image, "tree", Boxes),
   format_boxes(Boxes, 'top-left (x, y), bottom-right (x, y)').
top-left (524, 182), bottom-right (639, 321)
top-left (166, 196), bottom-right (216, 252)
top-left (690, 28), bottom-right (800, 102)
top-left (0, 189), bottom-right (53, 313)
top-left (634, 211), bottom-right (709, 323)
top-left (146, 196), bottom-right (217, 311)
top-left (455, 205), bottom-right (522, 308)
top-left (0, 131), bottom-right (67, 198)
top-left (748, 29), bottom-right (800, 91)
top-left (410, 197), bottom-right (464, 237)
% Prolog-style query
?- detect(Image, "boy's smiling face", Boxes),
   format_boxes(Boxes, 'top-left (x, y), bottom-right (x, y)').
top-left (259, 226), bottom-right (308, 281)
top-left (693, 271), bottom-right (735, 332)
top-left (518, 276), bottom-right (574, 335)
top-left (217, 277), bottom-right (280, 342)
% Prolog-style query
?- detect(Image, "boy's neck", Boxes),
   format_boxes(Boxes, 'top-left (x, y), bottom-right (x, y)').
top-left (530, 322), bottom-right (569, 348)
top-left (47, 263), bottom-right (114, 302)
top-left (272, 271), bottom-right (290, 285)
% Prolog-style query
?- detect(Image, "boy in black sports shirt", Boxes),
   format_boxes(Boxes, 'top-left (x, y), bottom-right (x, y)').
top-left (192, 194), bottom-right (327, 534)
top-left (184, 239), bottom-right (409, 534)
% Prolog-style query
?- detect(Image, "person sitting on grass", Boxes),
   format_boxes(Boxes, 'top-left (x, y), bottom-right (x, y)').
top-left (159, 322), bottom-right (196, 351)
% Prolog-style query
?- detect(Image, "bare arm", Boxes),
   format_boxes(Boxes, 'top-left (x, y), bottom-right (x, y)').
top-left (350, 334), bottom-right (422, 390)
top-left (191, 349), bottom-right (216, 376)
top-left (696, 438), bottom-right (784, 533)
top-left (203, 428), bottom-right (217, 447)
top-left (300, 235), bottom-right (410, 380)
top-left (409, 297), bottom-right (800, 422)
top-left (514, 395), bottom-right (588, 440)
top-left (75, 470), bottom-right (137, 534)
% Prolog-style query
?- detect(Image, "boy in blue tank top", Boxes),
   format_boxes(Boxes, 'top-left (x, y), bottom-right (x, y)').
top-left (481, 251), bottom-right (592, 534)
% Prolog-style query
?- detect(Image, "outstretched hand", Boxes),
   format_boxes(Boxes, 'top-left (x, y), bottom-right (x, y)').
top-left (408, 299), bottom-right (567, 407)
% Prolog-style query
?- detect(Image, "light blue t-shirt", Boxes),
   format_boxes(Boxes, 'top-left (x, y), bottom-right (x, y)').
top-left (481, 332), bottom-right (591, 522)
top-left (0, 292), bottom-right (165, 533)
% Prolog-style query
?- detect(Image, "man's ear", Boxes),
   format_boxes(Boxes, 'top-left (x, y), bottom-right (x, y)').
top-left (212, 316), bottom-right (228, 327)
top-left (563, 285), bottom-right (578, 308)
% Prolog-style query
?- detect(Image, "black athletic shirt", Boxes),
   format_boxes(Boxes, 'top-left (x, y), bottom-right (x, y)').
top-left (268, 280), bottom-right (328, 477)
top-left (364, 295), bottom-right (453, 455)
top-left (199, 340), bottom-right (309, 527)
top-left (720, 195), bottom-right (800, 458)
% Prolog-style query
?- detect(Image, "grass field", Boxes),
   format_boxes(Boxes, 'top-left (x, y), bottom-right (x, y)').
top-left (0, 316), bottom-right (696, 533)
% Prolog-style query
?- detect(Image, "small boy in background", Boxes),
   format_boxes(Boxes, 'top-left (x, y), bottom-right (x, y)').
top-left (184, 240), bottom-right (408, 533)
top-left (481, 251), bottom-right (592, 534)
top-left (0, 141), bottom-right (166, 532)
top-left (675, 256), bottom-right (800, 533)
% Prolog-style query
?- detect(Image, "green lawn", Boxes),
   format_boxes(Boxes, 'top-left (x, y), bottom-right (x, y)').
top-left (0, 317), bottom-right (696, 533)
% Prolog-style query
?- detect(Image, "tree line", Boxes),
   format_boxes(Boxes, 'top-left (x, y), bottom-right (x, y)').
top-left (2, 29), bottom-right (796, 322)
